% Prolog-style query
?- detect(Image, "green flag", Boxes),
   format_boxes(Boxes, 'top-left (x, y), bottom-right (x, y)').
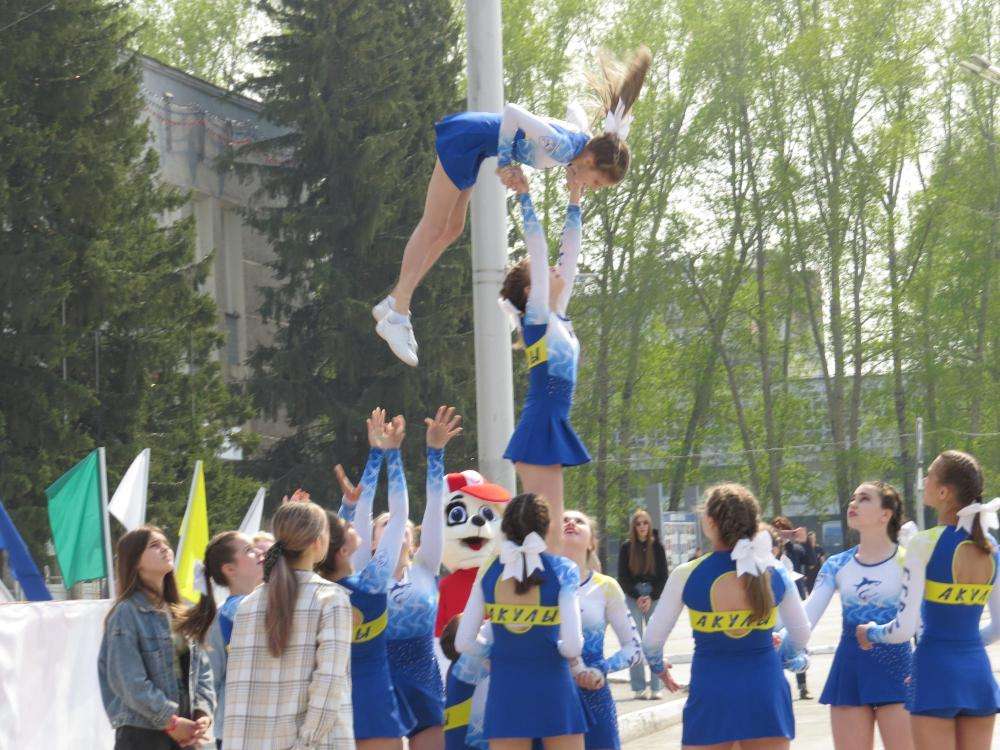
top-left (46, 450), bottom-right (106, 588)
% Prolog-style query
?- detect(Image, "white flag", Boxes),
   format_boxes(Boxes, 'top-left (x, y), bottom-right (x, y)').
top-left (108, 448), bottom-right (150, 531)
top-left (239, 487), bottom-right (266, 535)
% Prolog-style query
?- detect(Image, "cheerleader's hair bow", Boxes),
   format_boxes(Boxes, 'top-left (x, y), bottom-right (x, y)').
top-left (957, 497), bottom-right (1000, 536)
top-left (497, 296), bottom-right (522, 333)
top-left (897, 520), bottom-right (919, 548)
top-left (731, 530), bottom-right (775, 578)
top-left (603, 100), bottom-right (633, 142)
top-left (499, 531), bottom-right (547, 582)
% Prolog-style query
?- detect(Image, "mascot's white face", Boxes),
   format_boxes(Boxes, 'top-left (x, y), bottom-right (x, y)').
top-left (441, 470), bottom-right (510, 572)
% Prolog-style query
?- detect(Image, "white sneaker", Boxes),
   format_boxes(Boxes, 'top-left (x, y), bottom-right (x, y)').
top-left (376, 314), bottom-right (419, 367)
top-left (372, 295), bottom-right (394, 323)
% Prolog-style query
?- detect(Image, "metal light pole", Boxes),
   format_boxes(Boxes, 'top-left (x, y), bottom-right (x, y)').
top-left (465, 0), bottom-right (516, 492)
top-left (915, 417), bottom-right (925, 529)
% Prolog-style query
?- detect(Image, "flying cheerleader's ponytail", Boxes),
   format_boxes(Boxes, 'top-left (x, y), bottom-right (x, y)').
top-left (581, 46), bottom-right (652, 185)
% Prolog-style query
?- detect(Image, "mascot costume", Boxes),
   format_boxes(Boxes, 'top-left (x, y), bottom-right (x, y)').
top-left (435, 470), bottom-right (511, 638)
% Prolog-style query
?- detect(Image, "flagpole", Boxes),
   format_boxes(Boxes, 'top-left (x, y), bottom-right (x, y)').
top-left (140, 448), bottom-right (150, 527)
top-left (175, 460), bottom-right (202, 571)
top-left (97, 447), bottom-right (116, 597)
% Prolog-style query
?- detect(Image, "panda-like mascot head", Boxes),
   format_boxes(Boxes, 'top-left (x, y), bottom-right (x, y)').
top-left (442, 469), bottom-right (511, 572)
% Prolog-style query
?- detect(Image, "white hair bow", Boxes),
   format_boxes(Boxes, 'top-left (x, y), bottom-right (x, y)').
top-left (193, 559), bottom-right (209, 596)
top-left (500, 531), bottom-right (547, 582)
top-left (957, 497), bottom-right (1000, 536)
top-left (731, 530), bottom-right (775, 578)
top-left (497, 296), bottom-right (522, 332)
top-left (897, 520), bottom-right (919, 548)
top-left (603, 100), bottom-right (633, 141)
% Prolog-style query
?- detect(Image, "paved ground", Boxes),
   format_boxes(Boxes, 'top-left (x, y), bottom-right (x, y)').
top-left (615, 593), bottom-right (1000, 749)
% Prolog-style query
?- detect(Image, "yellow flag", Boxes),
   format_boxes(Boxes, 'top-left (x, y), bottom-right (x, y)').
top-left (175, 460), bottom-right (209, 604)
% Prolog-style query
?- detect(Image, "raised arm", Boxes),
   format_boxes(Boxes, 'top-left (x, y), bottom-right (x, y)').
top-left (864, 533), bottom-right (930, 646)
top-left (518, 192), bottom-right (550, 325)
top-left (497, 103), bottom-right (560, 167)
top-left (357, 418), bottom-right (409, 593)
top-left (339, 448), bottom-right (384, 571)
top-left (602, 578), bottom-right (642, 674)
top-left (414, 406), bottom-right (462, 574)
top-left (554, 196), bottom-right (583, 317)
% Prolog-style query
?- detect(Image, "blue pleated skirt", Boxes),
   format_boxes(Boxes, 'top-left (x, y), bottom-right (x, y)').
top-left (908, 637), bottom-right (1000, 717)
top-left (434, 112), bottom-right (501, 190)
top-left (682, 647), bottom-right (794, 745)
top-left (821, 634), bottom-right (911, 706)
top-left (388, 636), bottom-right (445, 735)
top-left (484, 652), bottom-right (588, 739)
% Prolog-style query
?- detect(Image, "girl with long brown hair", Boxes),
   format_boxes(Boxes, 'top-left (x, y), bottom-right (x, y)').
top-left (456, 492), bottom-right (588, 750)
top-left (858, 450), bottom-right (1000, 750)
top-left (797, 482), bottom-right (913, 750)
top-left (223, 501), bottom-right (354, 749)
top-left (374, 47), bottom-right (651, 367)
top-left (98, 526), bottom-right (215, 750)
top-left (616, 508), bottom-right (667, 699)
top-left (642, 484), bottom-right (811, 749)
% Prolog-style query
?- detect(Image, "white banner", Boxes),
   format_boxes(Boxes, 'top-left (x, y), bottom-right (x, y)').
top-left (0, 599), bottom-right (115, 749)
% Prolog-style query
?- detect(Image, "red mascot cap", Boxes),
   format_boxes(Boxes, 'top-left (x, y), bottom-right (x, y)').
top-left (445, 470), bottom-right (511, 503)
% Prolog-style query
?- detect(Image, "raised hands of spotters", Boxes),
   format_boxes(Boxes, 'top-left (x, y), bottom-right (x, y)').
top-left (383, 415), bottom-right (406, 449)
top-left (426, 405), bottom-right (463, 450)
top-left (334, 464), bottom-right (362, 504)
top-left (367, 407), bottom-right (388, 449)
top-left (658, 662), bottom-right (682, 693)
top-left (282, 488), bottom-right (311, 505)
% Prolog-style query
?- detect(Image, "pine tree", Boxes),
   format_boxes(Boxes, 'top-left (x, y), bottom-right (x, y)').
top-left (0, 0), bottom-right (259, 562)
top-left (241, 0), bottom-right (476, 509)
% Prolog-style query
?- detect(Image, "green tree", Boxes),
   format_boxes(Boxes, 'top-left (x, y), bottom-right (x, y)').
top-left (0, 0), bottom-right (259, 563)
top-left (239, 0), bottom-right (475, 513)
top-left (129, 0), bottom-right (262, 89)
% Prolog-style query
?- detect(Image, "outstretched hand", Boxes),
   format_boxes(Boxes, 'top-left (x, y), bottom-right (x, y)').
top-left (282, 488), bottom-right (311, 505)
top-left (426, 405), bottom-right (462, 449)
top-left (367, 407), bottom-right (388, 449)
top-left (383, 415), bottom-right (406, 449)
top-left (334, 464), bottom-right (362, 504)
top-left (657, 662), bottom-right (682, 693)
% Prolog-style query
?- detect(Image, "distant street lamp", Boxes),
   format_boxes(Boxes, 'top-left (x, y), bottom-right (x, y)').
top-left (960, 54), bottom-right (1000, 86)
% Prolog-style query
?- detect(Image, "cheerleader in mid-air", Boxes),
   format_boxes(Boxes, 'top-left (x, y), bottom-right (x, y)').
top-left (562, 510), bottom-right (641, 750)
top-left (642, 484), bottom-right (811, 749)
top-left (796, 481), bottom-right (912, 750)
top-left (858, 451), bottom-right (1000, 750)
top-left (373, 48), bottom-right (650, 367)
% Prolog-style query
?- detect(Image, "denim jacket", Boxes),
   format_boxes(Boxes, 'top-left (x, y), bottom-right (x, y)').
top-left (98, 590), bottom-right (216, 731)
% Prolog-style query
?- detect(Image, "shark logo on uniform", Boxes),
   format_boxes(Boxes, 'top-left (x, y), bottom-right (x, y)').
top-left (854, 576), bottom-right (882, 601)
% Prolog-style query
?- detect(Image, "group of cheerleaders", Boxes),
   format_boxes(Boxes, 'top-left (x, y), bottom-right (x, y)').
top-left (319, 40), bottom-right (1000, 750)
top-left (102, 43), bottom-right (1000, 750)
top-left (294, 413), bottom-right (1000, 750)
